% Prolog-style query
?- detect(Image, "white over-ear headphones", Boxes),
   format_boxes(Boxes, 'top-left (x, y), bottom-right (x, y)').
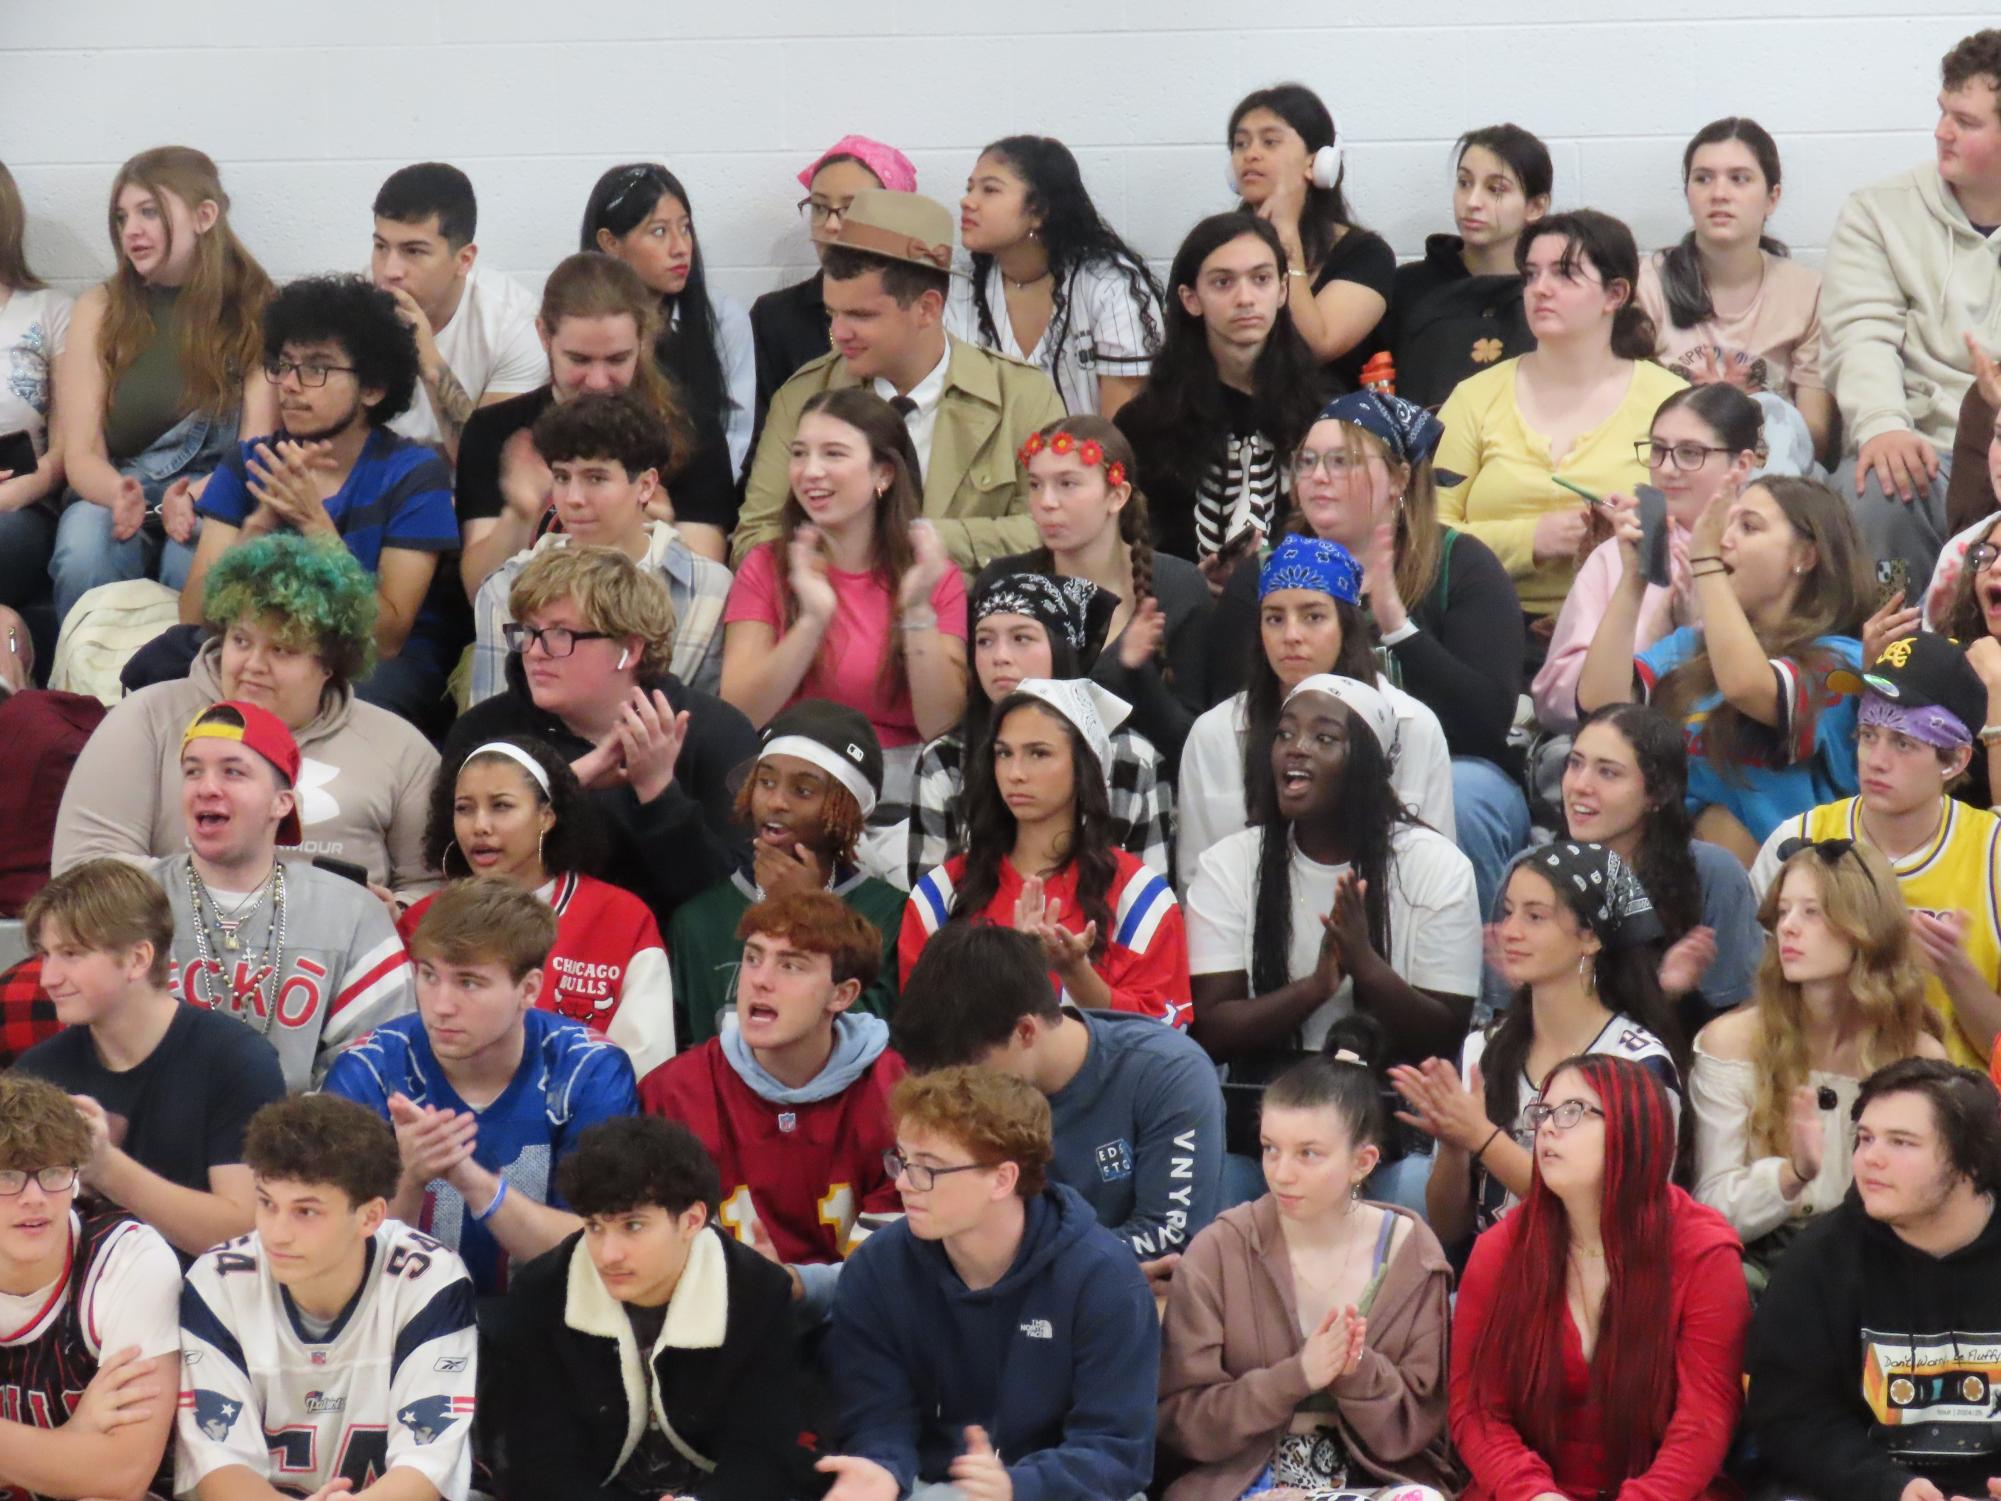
top-left (1226, 129), bottom-right (1344, 197)
top-left (616, 648), bottom-right (630, 670)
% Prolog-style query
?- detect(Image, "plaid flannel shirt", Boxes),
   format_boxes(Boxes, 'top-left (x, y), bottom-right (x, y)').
top-left (906, 724), bottom-right (1174, 890)
top-left (0, 957), bottom-right (60, 1068)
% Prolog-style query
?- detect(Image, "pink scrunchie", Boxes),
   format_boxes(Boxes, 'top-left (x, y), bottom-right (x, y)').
top-left (797, 135), bottom-right (917, 194)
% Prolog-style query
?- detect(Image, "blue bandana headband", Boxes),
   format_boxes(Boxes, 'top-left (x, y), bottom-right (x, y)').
top-left (1258, 534), bottom-right (1363, 605)
top-left (1316, 390), bottom-right (1446, 466)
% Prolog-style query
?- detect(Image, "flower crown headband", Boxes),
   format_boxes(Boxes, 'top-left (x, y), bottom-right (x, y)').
top-left (1017, 429), bottom-right (1127, 490)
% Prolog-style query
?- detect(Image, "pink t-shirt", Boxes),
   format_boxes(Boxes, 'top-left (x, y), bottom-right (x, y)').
top-left (725, 543), bottom-right (967, 747)
top-left (1637, 250), bottom-right (1825, 398)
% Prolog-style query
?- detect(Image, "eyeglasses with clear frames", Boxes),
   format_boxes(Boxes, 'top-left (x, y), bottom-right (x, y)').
top-left (501, 623), bottom-right (615, 659)
top-left (1523, 1099), bottom-right (1607, 1134)
top-left (1291, 449), bottom-right (1361, 480)
top-left (1635, 439), bottom-right (1733, 472)
top-left (0, 1166), bottom-right (80, 1196)
top-left (264, 359), bottom-right (358, 389)
top-left (881, 1148), bottom-right (989, 1192)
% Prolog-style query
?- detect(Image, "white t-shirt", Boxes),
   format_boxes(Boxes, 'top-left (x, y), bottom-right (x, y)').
top-left (1175, 685), bottom-right (1456, 888)
top-left (1186, 823), bottom-right (1481, 1047)
top-left (387, 262), bottom-right (547, 448)
top-left (0, 286), bottom-right (74, 454)
top-left (946, 258), bottom-right (1161, 416)
top-left (0, 1215), bottom-right (181, 1361)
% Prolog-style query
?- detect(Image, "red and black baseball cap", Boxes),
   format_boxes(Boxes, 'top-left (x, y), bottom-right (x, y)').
top-left (181, 701), bottom-right (305, 845)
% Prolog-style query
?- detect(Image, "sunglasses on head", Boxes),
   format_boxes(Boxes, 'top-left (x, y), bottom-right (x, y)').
top-left (1775, 836), bottom-right (1877, 890)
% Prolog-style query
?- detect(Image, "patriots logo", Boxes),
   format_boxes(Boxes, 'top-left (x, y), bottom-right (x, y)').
top-left (397, 1393), bottom-right (475, 1444)
top-left (183, 1389), bottom-right (242, 1441)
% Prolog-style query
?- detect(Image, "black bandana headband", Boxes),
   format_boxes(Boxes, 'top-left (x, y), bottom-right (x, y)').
top-left (1512, 841), bottom-right (1663, 951)
top-left (970, 572), bottom-right (1118, 666)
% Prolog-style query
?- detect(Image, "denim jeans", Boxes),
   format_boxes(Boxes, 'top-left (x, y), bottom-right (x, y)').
top-left (1451, 754), bottom-right (1532, 918)
top-left (50, 407), bottom-right (237, 625)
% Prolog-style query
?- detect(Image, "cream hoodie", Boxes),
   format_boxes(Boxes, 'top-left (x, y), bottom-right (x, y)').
top-left (50, 638), bottom-right (440, 899)
top-left (1821, 163), bottom-right (2001, 455)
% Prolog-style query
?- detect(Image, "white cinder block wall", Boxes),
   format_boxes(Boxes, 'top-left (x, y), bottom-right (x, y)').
top-left (4, 1), bottom-right (1994, 305)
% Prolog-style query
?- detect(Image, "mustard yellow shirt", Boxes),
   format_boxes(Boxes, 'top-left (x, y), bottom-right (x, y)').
top-left (1435, 356), bottom-right (1688, 616)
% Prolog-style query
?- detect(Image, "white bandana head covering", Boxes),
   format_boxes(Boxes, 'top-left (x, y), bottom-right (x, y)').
top-left (1001, 677), bottom-right (1132, 779)
top-left (1283, 673), bottom-right (1395, 754)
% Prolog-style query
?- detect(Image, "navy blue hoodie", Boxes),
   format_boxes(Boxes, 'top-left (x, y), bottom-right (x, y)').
top-left (831, 1182), bottom-right (1157, 1501)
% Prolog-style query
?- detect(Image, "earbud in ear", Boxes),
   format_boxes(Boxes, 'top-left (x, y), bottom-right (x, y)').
top-left (1224, 160), bottom-right (1240, 197)
top-left (616, 648), bottom-right (630, 670)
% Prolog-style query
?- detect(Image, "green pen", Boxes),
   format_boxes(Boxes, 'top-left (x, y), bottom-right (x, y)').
top-left (1551, 476), bottom-right (1605, 507)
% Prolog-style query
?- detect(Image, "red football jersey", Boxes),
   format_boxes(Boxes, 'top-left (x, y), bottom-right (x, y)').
top-left (640, 1037), bottom-right (905, 1265)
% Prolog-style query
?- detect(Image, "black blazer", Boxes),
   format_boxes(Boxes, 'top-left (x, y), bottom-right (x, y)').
top-left (492, 1224), bottom-right (811, 1501)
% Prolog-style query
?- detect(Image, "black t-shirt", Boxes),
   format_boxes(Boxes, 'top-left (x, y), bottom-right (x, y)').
top-left (455, 384), bottom-right (739, 531)
top-left (1311, 227), bottom-right (1396, 392)
top-left (15, 1003), bottom-right (286, 1192)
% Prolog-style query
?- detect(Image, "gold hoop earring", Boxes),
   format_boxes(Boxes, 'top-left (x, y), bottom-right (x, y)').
top-left (538, 829), bottom-right (548, 870)
top-left (445, 840), bottom-right (463, 877)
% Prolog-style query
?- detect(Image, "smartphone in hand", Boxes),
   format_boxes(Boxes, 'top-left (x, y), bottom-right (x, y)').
top-left (1636, 485), bottom-right (1672, 589)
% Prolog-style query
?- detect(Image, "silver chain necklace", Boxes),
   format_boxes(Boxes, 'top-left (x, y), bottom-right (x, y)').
top-left (185, 857), bottom-right (288, 1033)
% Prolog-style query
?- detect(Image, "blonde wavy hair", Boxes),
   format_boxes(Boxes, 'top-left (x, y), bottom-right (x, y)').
top-left (98, 146), bottom-right (272, 419)
top-left (1747, 842), bottom-right (1940, 1156)
top-left (507, 544), bottom-right (677, 681)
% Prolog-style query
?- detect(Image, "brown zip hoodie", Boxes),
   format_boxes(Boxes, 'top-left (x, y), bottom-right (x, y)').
top-left (1158, 1194), bottom-right (1457, 1500)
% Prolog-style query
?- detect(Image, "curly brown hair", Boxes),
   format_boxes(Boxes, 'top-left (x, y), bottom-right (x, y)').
top-left (243, 1096), bottom-right (399, 1207)
top-left (1943, 29), bottom-right (2001, 111)
top-left (890, 1067), bottom-right (1052, 1199)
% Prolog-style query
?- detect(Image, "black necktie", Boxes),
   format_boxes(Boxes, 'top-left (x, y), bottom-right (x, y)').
top-left (889, 395), bottom-right (918, 419)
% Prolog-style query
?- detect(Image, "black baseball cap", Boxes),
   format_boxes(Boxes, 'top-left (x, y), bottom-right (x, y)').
top-left (1827, 633), bottom-right (1987, 737)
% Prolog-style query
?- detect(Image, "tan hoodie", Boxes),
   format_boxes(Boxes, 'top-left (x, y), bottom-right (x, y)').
top-left (1158, 1194), bottom-right (1458, 1500)
top-left (51, 638), bottom-right (440, 899)
top-left (1821, 163), bottom-right (2001, 455)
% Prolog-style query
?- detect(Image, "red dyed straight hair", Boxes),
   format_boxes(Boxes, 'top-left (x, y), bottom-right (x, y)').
top-left (1472, 1054), bottom-right (1679, 1488)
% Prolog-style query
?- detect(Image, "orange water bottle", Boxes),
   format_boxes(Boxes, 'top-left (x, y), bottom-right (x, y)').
top-left (1360, 351), bottom-right (1395, 395)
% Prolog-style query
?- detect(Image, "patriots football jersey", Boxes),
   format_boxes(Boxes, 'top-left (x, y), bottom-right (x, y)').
top-left (175, 1222), bottom-right (477, 1500)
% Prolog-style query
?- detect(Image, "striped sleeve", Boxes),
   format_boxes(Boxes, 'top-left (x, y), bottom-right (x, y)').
top-left (1104, 865), bottom-right (1193, 1028)
top-left (384, 1267), bottom-right (477, 1496)
top-left (897, 866), bottom-right (957, 984)
top-left (1078, 258), bottom-right (1159, 377)
top-left (319, 915), bottom-right (416, 1082)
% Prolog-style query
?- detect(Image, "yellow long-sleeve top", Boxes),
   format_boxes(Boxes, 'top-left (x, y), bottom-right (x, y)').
top-left (1435, 356), bottom-right (1688, 616)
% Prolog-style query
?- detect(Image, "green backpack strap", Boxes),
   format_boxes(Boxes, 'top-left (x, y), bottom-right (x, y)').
top-left (1426, 526), bottom-right (1459, 619)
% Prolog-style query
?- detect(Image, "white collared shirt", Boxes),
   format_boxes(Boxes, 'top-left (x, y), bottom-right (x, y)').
top-left (873, 342), bottom-right (951, 478)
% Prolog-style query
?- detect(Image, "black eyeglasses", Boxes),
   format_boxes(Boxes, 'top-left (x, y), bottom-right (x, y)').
top-left (882, 1149), bottom-right (989, 1192)
top-left (0, 1165), bottom-right (80, 1196)
top-left (797, 196), bottom-right (856, 226)
top-left (502, 623), bottom-right (614, 659)
top-left (264, 359), bottom-right (357, 388)
top-left (1635, 439), bottom-right (1734, 472)
top-left (1968, 542), bottom-right (2001, 575)
top-left (1523, 1100), bottom-right (1606, 1133)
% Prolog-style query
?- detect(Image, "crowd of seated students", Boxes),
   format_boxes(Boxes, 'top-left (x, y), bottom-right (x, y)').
top-left (12, 26), bottom-right (2001, 1501)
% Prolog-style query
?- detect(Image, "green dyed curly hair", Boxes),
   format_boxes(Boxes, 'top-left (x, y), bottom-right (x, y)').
top-left (202, 534), bottom-right (379, 685)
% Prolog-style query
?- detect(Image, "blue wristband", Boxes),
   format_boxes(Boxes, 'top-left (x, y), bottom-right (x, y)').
top-left (473, 1178), bottom-right (510, 1224)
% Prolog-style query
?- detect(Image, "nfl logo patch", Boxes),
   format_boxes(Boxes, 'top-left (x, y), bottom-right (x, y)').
top-left (310, 1351), bottom-right (328, 1366)
top-left (778, 1112), bottom-right (797, 1133)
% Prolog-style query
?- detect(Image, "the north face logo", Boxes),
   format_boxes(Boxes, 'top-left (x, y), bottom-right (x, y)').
top-left (1019, 1319), bottom-right (1053, 1339)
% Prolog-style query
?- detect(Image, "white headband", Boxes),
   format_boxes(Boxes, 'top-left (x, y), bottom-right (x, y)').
top-left (1283, 674), bottom-right (1397, 757)
top-left (464, 741), bottom-right (552, 796)
top-left (759, 734), bottom-right (878, 817)
top-left (1005, 678), bottom-right (1131, 781)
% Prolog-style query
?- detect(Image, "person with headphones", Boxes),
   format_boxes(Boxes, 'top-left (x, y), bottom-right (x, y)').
top-left (443, 543), bottom-right (758, 932)
top-left (1228, 82), bottom-right (1396, 391)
